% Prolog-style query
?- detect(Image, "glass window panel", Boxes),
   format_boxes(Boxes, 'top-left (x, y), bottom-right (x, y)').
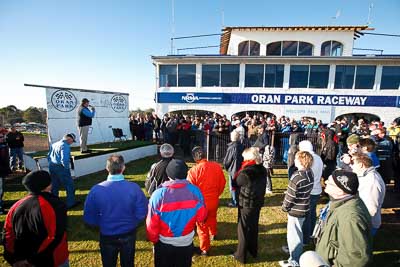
top-left (331, 41), bottom-right (343, 56)
top-left (309, 65), bottom-right (330, 88)
top-left (178, 64), bottom-right (196, 87)
top-left (380, 66), bottom-right (400, 89)
top-left (245, 64), bottom-right (264, 87)
top-left (298, 42), bottom-right (313, 56)
top-left (355, 65), bottom-right (376, 89)
top-left (334, 65), bottom-right (355, 89)
top-left (238, 41), bottom-right (249, 56)
top-left (289, 65), bottom-right (309, 88)
top-left (159, 65), bottom-right (177, 87)
top-left (221, 64), bottom-right (240, 87)
top-left (321, 41), bottom-right (331, 56)
top-left (282, 41), bottom-right (298, 56)
top-left (249, 41), bottom-right (260, 56)
top-left (266, 42), bottom-right (282, 56)
top-left (265, 64), bottom-right (284, 87)
top-left (202, 64), bottom-right (220, 86)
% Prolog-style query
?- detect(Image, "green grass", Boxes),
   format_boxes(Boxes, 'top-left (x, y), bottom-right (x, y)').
top-left (28, 140), bottom-right (154, 159)
top-left (1, 157), bottom-right (399, 266)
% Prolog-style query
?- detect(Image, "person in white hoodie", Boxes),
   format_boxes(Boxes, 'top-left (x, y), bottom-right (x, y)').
top-left (352, 154), bottom-right (386, 236)
top-left (298, 140), bottom-right (323, 245)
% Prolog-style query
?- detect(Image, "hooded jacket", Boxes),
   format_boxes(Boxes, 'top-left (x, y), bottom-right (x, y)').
top-left (357, 167), bottom-right (386, 229)
top-left (316, 196), bottom-right (372, 267)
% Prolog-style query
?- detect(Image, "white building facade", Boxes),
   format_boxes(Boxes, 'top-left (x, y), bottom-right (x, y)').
top-left (153, 26), bottom-right (400, 124)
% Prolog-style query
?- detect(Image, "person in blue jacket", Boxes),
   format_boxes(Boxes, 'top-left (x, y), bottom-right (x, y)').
top-left (84, 154), bottom-right (148, 267)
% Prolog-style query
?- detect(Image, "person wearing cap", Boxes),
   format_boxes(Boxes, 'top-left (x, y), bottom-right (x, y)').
top-left (77, 98), bottom-right (95, 153)
top-left (48, 133), bottom-right (80, 209)
top-left (280, 151), bottom-right (314, 267)
top-left (3, 170), bottom-right (69, 267)
top-left (338, 134), bottom-right (361, 170)
top-left (232, 120), bottom-right (245, 142)
top-left (352, 154), bottom-right (386, 236)
top-left (313, 170), bottom-right (372, 267)
top-left (6, 126), bottom-right (24, 171)
top-left (188, 146), bottom-right (226, 256)
top-left (298, 140), bottom-right (323, 246)
top-left (146, 159), bottom-right (207, 267)
top-left (144, 143), bottom-right (175, 195)
top-left (84, 154), bottom-right (148, 267)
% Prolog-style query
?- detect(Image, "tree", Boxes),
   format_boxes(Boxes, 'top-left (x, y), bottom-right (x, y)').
top-left (23, 107), bottom-right (44, 123)
top-left (0, 105), bottom-right (23, 125)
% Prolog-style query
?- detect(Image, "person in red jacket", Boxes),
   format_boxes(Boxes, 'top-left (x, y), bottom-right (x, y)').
top-left (187, 146), bottom-right (226, 255)
top-left (3, 170), bottom-right (69, 267)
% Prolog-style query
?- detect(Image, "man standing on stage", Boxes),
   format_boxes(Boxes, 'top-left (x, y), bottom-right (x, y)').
top-left (188, 146), bottom-right (226, 255)
top-left (48, 133), bottom-right (80, 209)
top-left (77, 98), bottom-right (95, 153)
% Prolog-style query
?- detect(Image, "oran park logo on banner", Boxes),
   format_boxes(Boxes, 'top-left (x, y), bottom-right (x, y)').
top-left (111, 94), bottom-right (127, 113)
top-left (51, 90), bottom-right (78, 112)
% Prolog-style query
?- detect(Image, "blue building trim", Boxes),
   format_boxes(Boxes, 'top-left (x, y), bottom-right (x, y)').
top-left (157, 92), bottom-right (399, 107)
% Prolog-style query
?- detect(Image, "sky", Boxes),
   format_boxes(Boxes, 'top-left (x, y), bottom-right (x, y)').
top-left (0, 0), bottom-right (399, 111)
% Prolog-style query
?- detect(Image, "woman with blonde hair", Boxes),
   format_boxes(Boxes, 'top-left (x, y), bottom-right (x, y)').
top-left (280, 151), bottom-right (314, 267)
top-left (232, 147), bottom-right (267, 264)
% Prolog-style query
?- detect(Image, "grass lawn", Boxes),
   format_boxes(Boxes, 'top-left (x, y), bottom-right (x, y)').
top-left (1, 156), bottom-right (399, 266)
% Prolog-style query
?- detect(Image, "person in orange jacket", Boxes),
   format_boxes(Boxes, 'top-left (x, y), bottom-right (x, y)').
top-left (188, 146), bottom-right (226, 256)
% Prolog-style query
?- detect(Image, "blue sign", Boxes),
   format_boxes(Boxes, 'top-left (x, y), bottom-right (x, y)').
top-left (157, 92), bottom-right (399, 107)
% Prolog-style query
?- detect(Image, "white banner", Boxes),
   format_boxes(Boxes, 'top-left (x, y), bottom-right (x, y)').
top-left (284, 105), bottom-right (333, 124)
top-left (45, 87), bottom-right (130, 145)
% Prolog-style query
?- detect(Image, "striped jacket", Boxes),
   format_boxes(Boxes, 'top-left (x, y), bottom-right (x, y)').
top-left (146, 179), bottom-right (207, 246)
top-left (282, 169), bottom-right (314, 217)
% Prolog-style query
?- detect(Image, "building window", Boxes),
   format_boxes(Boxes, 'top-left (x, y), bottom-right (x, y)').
top-left (298, 42), bottom-right (313, 56)
top-left (335, 65), bottom-right (355, 89)
top-left (221, 64), bottom-right (240, 87)
top-left (321, 40), bottom-right (343, 56)
top-left (266, 41), bottom-right (281, 56)
top-left (202, 64), bottom-right (220, 86)
top-left (267, 41), bottom-right (313, 56)
top-left (159, 65), bottom-right (177, 87)
top-left (178, 64), bottom-right (196, 87)
top-left (380, 66), bottom-right (400, 89)
top-left (245, 64), bottom-right (264, 87)
top-left (309, 65), bottom-right (330, 88)
top-left (265, 64), bottom-right (284, 87)
top-left (238, 40), bottom-right (260, 56)
top-left (355, 65), bottom-right (376, 89)
top-left (282, 41), bottom-right (298, 56)
top-left (289, 65), bottom-right (309, 88)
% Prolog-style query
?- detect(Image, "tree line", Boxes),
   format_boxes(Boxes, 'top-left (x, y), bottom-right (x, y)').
top-left (0, 105), bottom-right (47, 125)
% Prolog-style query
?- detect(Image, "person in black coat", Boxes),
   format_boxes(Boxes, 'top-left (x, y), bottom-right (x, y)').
top-left (320, 129), bottom-right (338, 180)
top-left (223, 131), bottom-right (244, 207)
top-left (0, 133), bottom-right (11, 214)
top-left (232, 147), bottom-right (267, 264)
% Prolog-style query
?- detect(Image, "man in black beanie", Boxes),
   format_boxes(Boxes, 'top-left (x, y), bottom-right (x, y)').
top-left (146, 159), bottom-right (207, 267)
top-left (3, 170), bottom-right (69, 267)
top-left (306, 170), bottom-right (372, 267)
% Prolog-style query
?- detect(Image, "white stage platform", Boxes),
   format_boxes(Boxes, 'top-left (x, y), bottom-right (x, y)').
top-left (24, 144), bottom-right (157, 177)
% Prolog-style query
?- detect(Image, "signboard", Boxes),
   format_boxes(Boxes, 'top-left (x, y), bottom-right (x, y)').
top-left (46, 87), bottom-right (129, 145)
top-left (157, 92), bottom-right (399, 107)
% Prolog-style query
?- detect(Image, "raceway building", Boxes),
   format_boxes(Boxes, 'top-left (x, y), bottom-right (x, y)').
top-left (153, 25), bottom-right (400, 124)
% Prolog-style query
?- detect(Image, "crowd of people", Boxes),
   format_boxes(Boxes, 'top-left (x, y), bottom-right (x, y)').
top-left (1, 107), bottom-right (400, 266)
